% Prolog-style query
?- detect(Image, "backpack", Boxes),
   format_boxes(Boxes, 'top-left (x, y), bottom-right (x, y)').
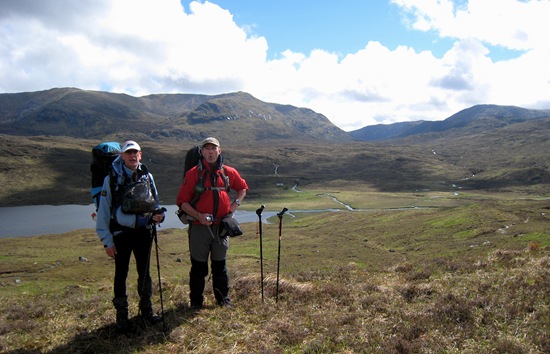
top-left (90, 142), bottom-right (122, 211)
top-left (183, 145), bottom-right (203, 179)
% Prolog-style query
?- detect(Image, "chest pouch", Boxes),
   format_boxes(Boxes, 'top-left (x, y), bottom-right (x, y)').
top-left (121, 180), bottom-right (156, 214)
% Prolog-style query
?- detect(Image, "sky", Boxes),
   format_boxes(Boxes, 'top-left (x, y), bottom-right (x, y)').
top-left (1, 0), bottom-right (549, 131)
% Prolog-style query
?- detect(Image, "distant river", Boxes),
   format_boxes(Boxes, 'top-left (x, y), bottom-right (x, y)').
top-left (0, 204), bottom-right (277, 238)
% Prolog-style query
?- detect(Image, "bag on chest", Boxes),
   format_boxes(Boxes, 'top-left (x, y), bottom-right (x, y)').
top-left (121, 180), bottom-right (156, 214)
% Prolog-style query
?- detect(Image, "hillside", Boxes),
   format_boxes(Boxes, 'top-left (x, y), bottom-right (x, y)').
top-left (2, 89), bottom-right (550, 353)
top-left (351, 104), bottom-right (550, 141)
top-left (1, 89), bottom-right (550, 206)
top-left (2, 128), bottom-right (550, 207)
top-left (0, 88), bottom-right (351, 143)
top-left (1, 200), bottom-right (549, 353)
top-left (349, 120), bottom-right (425, 141)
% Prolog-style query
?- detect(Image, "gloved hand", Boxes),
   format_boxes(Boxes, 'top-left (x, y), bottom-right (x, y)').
top-left (136, 214), bottom-right (150, 228)
top-left (151, 207), bottom-right (167, 224)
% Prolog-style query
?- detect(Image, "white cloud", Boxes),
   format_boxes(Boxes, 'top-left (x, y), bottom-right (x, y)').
top-left (0, 0), bottom-right (549, 131)
top-left (395, 0), bottom-right (550, 110)
top-left (391, 0), bottom-right (550, 51)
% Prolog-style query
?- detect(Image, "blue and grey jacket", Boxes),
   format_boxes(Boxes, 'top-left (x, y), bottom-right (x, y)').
top-left (95, 155), bottom-right (160, 248)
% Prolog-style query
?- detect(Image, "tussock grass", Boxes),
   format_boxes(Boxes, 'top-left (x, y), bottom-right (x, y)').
top-left (2, 194), bottom-right (550, 353)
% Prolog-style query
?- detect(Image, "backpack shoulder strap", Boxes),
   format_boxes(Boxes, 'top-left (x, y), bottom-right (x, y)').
top-left (218, 166), bottom-right (230, 193)
top-left (188, 159), bottom-right (230, 209)
top-left (189, 165), bottom-right (208, 207)
top-left (109, 167), bottom-right (128, 214)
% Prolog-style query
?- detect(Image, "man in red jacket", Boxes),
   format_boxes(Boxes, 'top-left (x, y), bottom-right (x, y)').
top-left (176, 137), bottom-right (248, 309)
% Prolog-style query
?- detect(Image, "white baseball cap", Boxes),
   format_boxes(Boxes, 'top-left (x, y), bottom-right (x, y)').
top-left (121, 140), bottom-right (141, 153)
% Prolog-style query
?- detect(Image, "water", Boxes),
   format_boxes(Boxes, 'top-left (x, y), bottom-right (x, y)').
top-left (0, 204), bottom-right (277, 238)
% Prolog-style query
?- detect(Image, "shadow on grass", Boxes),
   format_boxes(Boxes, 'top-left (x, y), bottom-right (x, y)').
top-left (4, 303), bottom-right (200, 354)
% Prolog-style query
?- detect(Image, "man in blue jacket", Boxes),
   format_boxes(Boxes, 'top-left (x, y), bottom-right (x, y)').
top-left (96, 140), bottom-right (165, 332)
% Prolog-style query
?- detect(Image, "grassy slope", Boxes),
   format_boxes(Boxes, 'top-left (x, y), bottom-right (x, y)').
top-left (1, 126), bottom-right (549, 352)
top-left (3, 133), bottom-right (550, 208)
top-left (1, 190), bottom-right (549, 353)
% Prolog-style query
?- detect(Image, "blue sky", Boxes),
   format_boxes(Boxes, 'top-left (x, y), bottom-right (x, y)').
top-left (213, 1), bottom-right (453, 59)
top-left (212, 0), bottom-right (525, 62)
top-left (1, 0), bottom-right (549, 131)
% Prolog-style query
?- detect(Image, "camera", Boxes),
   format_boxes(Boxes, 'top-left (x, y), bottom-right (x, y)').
top-left (205, 215), bottom-right (213, 222)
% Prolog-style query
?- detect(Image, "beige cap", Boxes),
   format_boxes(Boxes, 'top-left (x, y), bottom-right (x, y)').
top-left (201, 137), bottom-right (220, 147)
top-left (121, 140), bottom-right (141, 152)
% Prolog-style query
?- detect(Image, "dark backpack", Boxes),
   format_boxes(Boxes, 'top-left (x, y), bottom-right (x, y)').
top-left (90, 142), bottom-right (122, 211)
top-left (183, 145), bottom-right (203, 179)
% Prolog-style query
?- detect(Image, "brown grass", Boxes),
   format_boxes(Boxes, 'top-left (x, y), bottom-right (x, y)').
top-left (1, 194), bottom-right (550, 353)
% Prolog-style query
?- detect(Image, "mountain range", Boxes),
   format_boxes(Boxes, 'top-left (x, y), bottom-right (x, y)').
top-left (0, 88), bottom-right (350, 142)
top-left (2, 88), bottom-right (550, 144)
top-left (350, 104), bottom-right (550, 141)
top-left (1, 87), bottom-right (550, 206)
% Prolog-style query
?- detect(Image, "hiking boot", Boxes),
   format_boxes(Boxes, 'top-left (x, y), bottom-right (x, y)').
top-left (113, 296), bottom-right (130, 333)
top-left (189, 294), bottom-right (204, 311)
top-left (218, 297), bottom-right (232, 308)
top-left (141, 313), bottom-right (162, 325)
top-left (115, 318), bottom-right (130, 333)
top-left (140, 304), bottom-right (162, 325)
top-left (190, 303), bottom-right (203, 310)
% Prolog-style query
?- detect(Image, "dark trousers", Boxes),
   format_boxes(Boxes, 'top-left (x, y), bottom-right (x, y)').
top-left (113, 228), bottom-right (153, 300)
top-left (188, 224), bottom-right (230, 306)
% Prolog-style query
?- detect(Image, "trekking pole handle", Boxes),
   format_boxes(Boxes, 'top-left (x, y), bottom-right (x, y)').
top-left (150, 207), bottom-right (167, 226)
top-left (153, 207), bottom-right (168, 215)
top-left (277, 207), bottom-right (288, 218)
top-left (256, 205), bottom-right (265, 217)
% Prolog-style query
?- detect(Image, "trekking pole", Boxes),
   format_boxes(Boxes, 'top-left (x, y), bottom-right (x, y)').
top-left (152, 224), bottom-right (167, 332)
top-left (276, 207), bottom-right (288, 303)
top-left (256, 205), bottom-right (265, 303)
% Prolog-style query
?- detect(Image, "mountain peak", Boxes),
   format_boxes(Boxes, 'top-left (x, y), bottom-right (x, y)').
top-left (0, 88), bottom-right (351, 143)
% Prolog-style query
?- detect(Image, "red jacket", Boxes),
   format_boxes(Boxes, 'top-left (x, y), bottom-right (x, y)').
top-left (176, 160), bottom-right (248, 221)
